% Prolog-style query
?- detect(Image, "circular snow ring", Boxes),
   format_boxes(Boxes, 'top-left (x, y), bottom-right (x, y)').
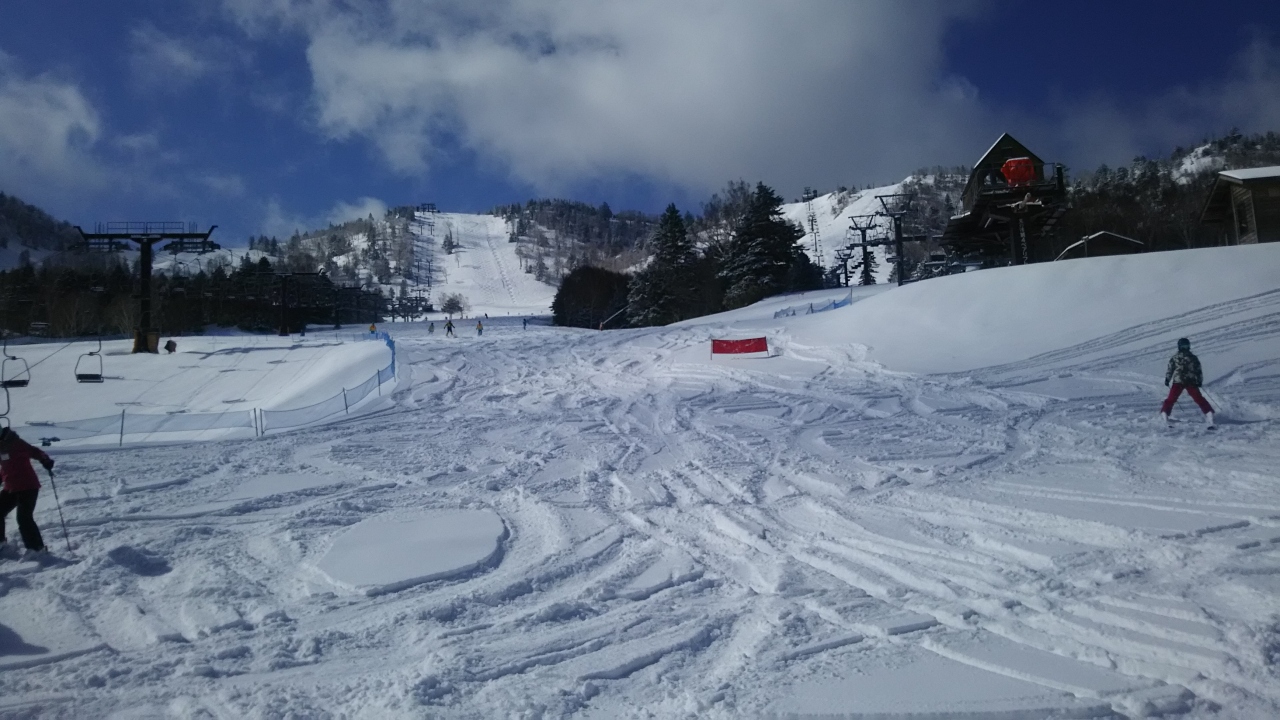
top-left (315, 508), bottom-right (506, 595)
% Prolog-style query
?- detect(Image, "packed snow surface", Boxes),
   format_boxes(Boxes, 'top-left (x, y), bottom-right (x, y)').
top-left (413, 211), bottom-right (558, 318)
top-left (3, 244), bottom-right (1280, 718)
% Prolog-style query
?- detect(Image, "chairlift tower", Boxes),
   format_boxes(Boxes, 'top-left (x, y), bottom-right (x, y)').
top-left (802, 187), bottom-right (823, 270)
top-left (845, 214), bottom-right (885, 286)
top-left (74, 222), bottom-right (218, 353)
top-left (875, 194), bottom-right (928, 287)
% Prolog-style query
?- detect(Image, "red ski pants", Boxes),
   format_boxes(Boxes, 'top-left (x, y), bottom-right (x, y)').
top-left (1161, 383), bottom-right (1213, 415)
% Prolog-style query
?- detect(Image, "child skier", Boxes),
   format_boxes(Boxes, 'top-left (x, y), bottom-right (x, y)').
top-left (428, 322), bottom-right (435, 334)
top-left (476, 320), bottom-right (483, 336)
top-left (445, 320), bottom-right (455, 337)
top-left (0, 427), bottom-right (54, 554)
top-left (1161, 337), bottom-right (1214, 426)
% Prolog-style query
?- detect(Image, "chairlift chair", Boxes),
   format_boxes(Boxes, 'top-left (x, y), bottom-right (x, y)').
top-left (0, 386), bottom-right (10, 428)
top-left (75, 337), bottom-right (105, 383)
top-left (1, 335), bottom-right (30, 388)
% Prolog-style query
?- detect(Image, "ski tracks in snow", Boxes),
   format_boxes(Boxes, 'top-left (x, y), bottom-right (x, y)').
top-left (2, 317), bottom-right (1278, 718)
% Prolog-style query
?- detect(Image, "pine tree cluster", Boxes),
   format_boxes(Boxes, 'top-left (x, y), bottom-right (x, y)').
top-left (555, 181), bottom-right (822, 328)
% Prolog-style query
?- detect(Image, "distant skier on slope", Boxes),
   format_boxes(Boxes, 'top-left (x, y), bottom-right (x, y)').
top-left (476, 320), bottom-right (483, 336)
top-left (522, 318), bottom-right (528, 330)
top-left (0, 427), bottom-right (54, 555)
top-left (1161, 337), bottom-right (1214, 427)
top-left (444, 319), bottom-right (455, 337)
top-left (428, 322), bottom-right (435, 334)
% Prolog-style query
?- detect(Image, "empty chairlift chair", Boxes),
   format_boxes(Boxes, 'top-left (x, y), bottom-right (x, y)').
top-left (0, 386), bottom-right (10, 429)
top-left (75, 337), bottom-right (105, 383)
top-left (1, 335), bottom-right (30, 389)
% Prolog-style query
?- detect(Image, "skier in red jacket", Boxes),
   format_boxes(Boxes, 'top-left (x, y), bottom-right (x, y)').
top-left (0, 427), bottom-right (54, 553)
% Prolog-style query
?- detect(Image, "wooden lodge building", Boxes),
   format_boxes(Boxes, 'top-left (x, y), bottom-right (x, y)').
top-left (1200, 166), bottom-right (1280, 245)
top-left (941, 133), bottom-right (1068, 266)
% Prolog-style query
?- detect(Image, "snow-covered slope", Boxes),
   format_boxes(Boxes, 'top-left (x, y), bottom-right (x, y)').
top-left (4, 244), bottom-right (1280, 718)
top-left (414, 211), bottom-right (558, 317)
top-left (780, 183), bottom-right (905, 283)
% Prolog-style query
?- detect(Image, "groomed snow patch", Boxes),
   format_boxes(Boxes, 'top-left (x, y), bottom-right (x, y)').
top-left (315, 509), bottom-right (506, 596)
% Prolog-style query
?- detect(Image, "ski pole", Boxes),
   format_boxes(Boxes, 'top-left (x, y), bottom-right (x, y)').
top-left (46, 468), bottom-right (73, 555)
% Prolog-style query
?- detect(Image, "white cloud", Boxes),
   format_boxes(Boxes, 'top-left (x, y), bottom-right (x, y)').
top-left (0, 53), bottom-right (107, 201)
top-left (198, 172), bottom-right (247, 197)
top-left (128, 23), bottom-right (247, 92)
top-left (114, 131), bottom-right (163, 154)
top-left (224, 1), bottom-right (989, 197)
top-left (325, 196), bottom-right (388, 226)
top-left (130, 24), bottom-right (209, 88)
top-left (220, 2), bottom-right (1280, 199)
top-left (260, 197), bottom-right (309, 239)
top-left (258, 195), bottom-right (388, 239)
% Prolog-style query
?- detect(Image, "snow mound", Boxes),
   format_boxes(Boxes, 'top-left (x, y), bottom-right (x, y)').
top-left (786, 243), bottom-right (1280, 374)
top-left (775, 646), bottom-right (1111, 719)
top-left (315, 508), bottom-right (506, 596)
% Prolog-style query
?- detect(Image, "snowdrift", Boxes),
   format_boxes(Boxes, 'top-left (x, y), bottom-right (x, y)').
top-left (786, 243), bottom-right (1280, 374)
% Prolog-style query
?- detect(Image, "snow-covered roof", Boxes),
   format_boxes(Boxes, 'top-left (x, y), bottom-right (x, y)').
top-left (1202, 166), bottom-right (1280, 224)
top-left (1219, 166), bottom-right (1280, 181)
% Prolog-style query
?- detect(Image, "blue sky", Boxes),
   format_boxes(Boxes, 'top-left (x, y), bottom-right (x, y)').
top-left (2, 0), bottom-right (1278, 246)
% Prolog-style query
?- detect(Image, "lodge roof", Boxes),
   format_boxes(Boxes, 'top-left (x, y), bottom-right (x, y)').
top-left (1219, 166), bottom-right (1280, 182)
top-left (960, 133), bottom-right (1046, 211)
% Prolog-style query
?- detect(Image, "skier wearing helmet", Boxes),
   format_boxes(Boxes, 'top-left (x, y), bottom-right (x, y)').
top-left (1161, 338), bottom-right (1214, 427)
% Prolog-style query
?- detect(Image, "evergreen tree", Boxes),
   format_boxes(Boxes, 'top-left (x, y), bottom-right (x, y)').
top-left (718, 183), bottom-right (805, 309)
top-left (552, 266), bottom-right (631, 329)
top-left (628, 204), bottom-right (697, 326)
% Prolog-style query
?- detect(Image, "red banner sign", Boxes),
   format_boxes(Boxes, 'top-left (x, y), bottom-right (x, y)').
top-left (711, 337), bottom-right (769, 355)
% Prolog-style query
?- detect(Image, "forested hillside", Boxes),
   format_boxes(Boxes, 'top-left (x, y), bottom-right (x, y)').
top-left (0, 192), bottom-right (81, 266)
top-left (1061, 130), bottom-right (1280, 252)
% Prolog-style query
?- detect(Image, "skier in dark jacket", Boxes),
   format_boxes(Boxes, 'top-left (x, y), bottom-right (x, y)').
top-left (0, 427), bottom-right (53, 553)
top-left (1161, 338), bottom-right (1214, 426)
top-left (444, 320), bottom-right (455, 337)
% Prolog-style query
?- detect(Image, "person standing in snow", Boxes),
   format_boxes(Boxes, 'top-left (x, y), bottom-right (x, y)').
top-left (522, 318), bottom-right (528, 330)
top-left (369, 323), bottom-right (377, 335)
top-left (0, 427), bottom-right (53, 554)
top-left (1161, 337), bottom-right (1214, 426)
top-left (428, 322), bottom-right (435, 334)
top-left (476, 320), bottom-right (483, 336)
top-left (444, 319), bottom-right (455, 337)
